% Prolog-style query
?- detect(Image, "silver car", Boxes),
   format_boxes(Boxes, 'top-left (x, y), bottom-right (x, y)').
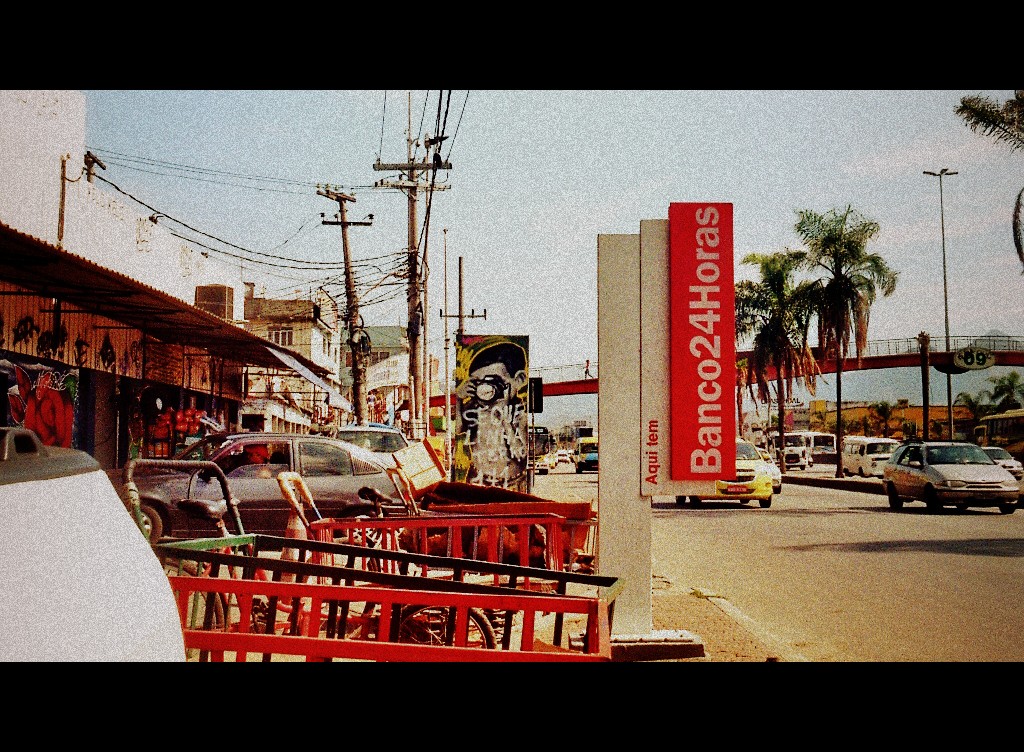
top-left (882, 441), bottom-right (1019, 514)
top-left (980, 446), bottom-right (1024, 480)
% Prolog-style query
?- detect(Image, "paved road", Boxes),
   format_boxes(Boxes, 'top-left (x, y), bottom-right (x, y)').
top-left (539, 462), bottom-right (1024, 661)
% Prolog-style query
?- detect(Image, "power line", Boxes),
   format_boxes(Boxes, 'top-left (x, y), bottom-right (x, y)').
top-left (88, 146), bottom-right (336, 191)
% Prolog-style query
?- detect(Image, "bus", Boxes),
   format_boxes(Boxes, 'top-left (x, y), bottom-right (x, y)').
top-left (973, 408), bottom-right (1024, 462)
top-left (528, 425), bottom-right (553, 458)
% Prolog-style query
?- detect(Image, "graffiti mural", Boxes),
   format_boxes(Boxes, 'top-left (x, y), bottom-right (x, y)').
top-left (453, 334), bottom-right (530, 490)
top-left (2, 358), bottom-right (78, 448)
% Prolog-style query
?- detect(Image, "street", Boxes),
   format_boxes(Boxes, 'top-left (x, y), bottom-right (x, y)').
top-left (536, 463), bottom-right (1024, 662)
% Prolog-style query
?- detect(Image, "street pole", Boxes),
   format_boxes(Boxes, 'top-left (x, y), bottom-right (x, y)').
top-left (372, 93), bottom-right (452, 440)
top-left (454, 255), bottom-right (486, 343)
top-left (319, 187), bottom-right (373, 425)
top-left (442, 228), bottom-right (452, 479)
top-left (924, 168), bottom-right (957, 440)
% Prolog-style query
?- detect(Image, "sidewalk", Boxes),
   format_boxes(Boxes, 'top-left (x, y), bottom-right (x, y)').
top-left (650, 576), bottom-right (790, 662)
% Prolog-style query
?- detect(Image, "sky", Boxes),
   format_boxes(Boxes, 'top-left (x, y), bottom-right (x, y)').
top-left (80, 90), bottom-right (1023, 429)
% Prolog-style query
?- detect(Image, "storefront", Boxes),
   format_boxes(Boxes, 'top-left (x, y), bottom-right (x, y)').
top-left (0, 222), bottom-right (334, 468)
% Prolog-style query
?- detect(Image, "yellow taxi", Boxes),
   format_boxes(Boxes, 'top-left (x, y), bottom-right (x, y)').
top-left (675, 437), bottom-right (775, 508)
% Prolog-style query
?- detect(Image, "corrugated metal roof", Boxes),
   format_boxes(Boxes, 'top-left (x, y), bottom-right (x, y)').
top-left (0, 222), bottom-right (329, 376)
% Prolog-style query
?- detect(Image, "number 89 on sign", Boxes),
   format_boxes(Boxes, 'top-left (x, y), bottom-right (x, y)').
top-left (953, 346), bottom-right (995, 370)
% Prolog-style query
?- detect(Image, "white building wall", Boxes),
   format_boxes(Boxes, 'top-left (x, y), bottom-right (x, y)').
top-left (0, 90), bottom-right (84, 244)
top-left (0, 90), bottom-right (246, 321)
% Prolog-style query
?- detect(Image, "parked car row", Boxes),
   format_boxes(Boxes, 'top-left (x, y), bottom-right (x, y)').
top-left (108, 429), bottom-right (411, 542)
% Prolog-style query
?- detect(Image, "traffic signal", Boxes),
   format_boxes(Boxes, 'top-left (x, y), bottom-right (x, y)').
top-left (529, 376), bottom-right (543, 414)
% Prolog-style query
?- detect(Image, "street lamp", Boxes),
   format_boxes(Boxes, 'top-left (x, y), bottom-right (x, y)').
top-left (924, 168), bottom-right (958, 440)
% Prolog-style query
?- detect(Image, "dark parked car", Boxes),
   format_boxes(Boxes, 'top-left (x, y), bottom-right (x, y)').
top-left (108, 432), bottom-right (408, 542)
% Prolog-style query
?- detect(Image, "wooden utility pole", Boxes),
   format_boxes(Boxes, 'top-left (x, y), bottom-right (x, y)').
top-left (373, 93), bottom-right (451, 438)
top-left (319, 187), bottom-right (373, 424)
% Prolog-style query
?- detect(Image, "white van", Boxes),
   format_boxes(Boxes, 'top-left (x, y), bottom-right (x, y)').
top-left (841, 436), bottom-right (900, 478)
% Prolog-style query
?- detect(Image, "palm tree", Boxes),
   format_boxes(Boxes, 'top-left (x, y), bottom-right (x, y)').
top-left (735, 250), bottom-right (819, 473)
top-left (986, 370), bottom-right (1024, 411)
top-left (735, 357), bottom-right (753, 441)
top-left (955, 90), bottom-right (1024, 272)
top-left (955, 388), bottom-right (995, 438)
top-left (794, 206), bottom-right (898, 478)
top-left (870, 401), bottom-right (897, 438)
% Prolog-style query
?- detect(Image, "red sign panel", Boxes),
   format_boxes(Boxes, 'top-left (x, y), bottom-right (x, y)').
top-left (668, 203), bottom-right (736, 480)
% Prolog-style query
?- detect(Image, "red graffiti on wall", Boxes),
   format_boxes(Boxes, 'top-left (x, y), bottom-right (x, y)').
top-left (8, 366), bottom-right (74, 447)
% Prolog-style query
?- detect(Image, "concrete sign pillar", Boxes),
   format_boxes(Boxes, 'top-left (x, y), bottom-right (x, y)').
top-left (598, 205), bottom-right (734, 637)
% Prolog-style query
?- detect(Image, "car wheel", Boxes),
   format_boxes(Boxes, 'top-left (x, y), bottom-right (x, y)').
top-left (999, 502), bottom-right (1017, 515)
top-left (674, 495), bottom-right (687, 506)
top-left (843, 467), bottom-right (851, 477)
top-left (738, 498), bottom-right (750, 505)
top-left (138, 502), bottom-right (165, 543)
top-left (924, 486), bottom-right (942, 513)
top-left (886, 483), bottom-right (903, 511)
top-left (688, 496), bottom-right (702, 506)
top-left (858, 468), bottom-right (866, 478)
top-left (759, 496), bottom-right (772, 509)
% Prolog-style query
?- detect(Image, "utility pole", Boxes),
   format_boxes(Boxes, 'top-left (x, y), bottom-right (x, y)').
top-left (319, 187), bottom-right (373, 425)
top-left (373, 93), bottom-right (451, 439)
top-left (84, 151), bottom-right (106, 183)
top-left (455, 256), bottom-right (486, 340)
top-left (441, 228), bottom-right (454, 478)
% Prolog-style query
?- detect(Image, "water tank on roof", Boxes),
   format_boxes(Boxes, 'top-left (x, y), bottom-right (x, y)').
top-left (195, 284), bottom-right (234, 319)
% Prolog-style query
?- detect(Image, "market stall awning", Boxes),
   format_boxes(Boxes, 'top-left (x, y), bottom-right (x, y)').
top-left (266, 346), bottom-right (352, 411)
top-left (0, 222), bottom-right (331, 377)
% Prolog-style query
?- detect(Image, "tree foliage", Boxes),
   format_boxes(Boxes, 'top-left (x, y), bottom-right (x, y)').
top-left (986, 370), bottom-right (1024, 411)
top-left (869, 401), bottom-right (898, 438)
top-left (955, 90), bottom-right (1024, 272)
top-left (793, 206), bottom-right (898, 477)
top-left (735, 250), bottom-right (819, 464)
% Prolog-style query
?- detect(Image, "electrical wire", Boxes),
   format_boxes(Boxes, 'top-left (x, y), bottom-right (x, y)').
top-left (88, 146), bottom-right (328, 195)
top-left (378, 91), bottom-right (387, 161)
top-left (445, 91), bottom-right (468, 162)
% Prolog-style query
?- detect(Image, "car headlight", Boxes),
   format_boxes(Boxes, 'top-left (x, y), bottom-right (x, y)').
top-left (942, 479), bottom-right (967, 489)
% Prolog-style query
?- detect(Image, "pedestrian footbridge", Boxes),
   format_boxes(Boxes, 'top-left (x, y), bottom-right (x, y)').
top-left (528, 334), bottom-right (1024, 398)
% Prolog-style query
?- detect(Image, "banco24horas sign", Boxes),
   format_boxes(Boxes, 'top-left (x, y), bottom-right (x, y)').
top-left (669, 203), bottom-right (736, 480)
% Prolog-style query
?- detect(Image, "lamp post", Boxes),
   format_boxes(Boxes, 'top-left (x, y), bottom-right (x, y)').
top-left (924, 168), bottom-right (957, 440)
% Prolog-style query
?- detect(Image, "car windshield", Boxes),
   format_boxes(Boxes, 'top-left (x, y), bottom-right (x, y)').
top-left (736, 442), bottom-right (761, 460)
top-left (336, 429), bottom-right (408, 453)
top-left (174, 434), bottom-right (231, 461)
top-left (867, 443), bottom-right (896, 456)
top-left (783, 435), bottom-right (805, 447)
top-left (925, 444), bottom-right (993, 465)
top-left (984, 447), bottom-right (1013, 461)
